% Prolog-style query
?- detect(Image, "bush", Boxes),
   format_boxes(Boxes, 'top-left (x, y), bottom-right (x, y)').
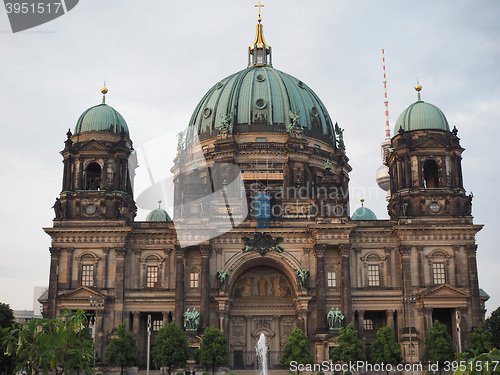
top-left (345, 372), bottom-right (352, 375)
top-left (176, 372), bottom-right (184, 375)
top-left (226, 372), bottom-right (238, 375)
top-left (203, 372), bottom-right (210, 375)
top-left (317, 372), bottom-right (325, 375)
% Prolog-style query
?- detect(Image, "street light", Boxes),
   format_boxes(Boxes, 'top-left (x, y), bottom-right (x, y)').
top-left (89, 296), bottom-right (104, 375)
top-left (402, 293), bottom-right (416, 375)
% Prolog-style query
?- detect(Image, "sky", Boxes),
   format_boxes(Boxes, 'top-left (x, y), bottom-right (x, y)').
top-left (0, 1), bottom-right (499, 316)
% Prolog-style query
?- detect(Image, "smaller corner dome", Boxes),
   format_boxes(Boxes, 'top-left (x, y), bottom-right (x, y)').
top-left (75, 103), bottom-right (129, 137)
top-left (394, 100), bottom-right (450, 133)
top-left (351, 206), bottom-right (377, 221)
top-left (146, 208), bottom-right (171, 222)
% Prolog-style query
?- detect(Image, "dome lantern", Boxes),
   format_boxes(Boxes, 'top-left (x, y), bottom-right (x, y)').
top-left (249, 2), bottom-right (272, 67)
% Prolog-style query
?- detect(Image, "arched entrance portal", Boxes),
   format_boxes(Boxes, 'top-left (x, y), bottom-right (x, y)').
top-left (227, 263), bottom-right (299, 370)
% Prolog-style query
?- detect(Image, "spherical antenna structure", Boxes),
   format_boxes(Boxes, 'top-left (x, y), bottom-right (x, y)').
top-left (376, 164), bottom-right (390, 191)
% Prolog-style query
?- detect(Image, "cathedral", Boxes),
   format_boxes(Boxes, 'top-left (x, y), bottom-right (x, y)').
top-left (41, 11), bottom-right (488, 370)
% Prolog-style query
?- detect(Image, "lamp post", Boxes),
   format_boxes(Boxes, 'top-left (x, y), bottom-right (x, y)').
top-left (89, 296), bottom-right (104, 375)
top-left (402, 293), bottom-right (416, 375)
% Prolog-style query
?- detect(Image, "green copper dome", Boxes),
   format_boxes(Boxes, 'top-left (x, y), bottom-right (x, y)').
top-left (187, 65), bottom-right (335, 145)
top-left (75, 103), bottom-right (129, 137)
top-left (146, 207), bottom-right (171, 222)
top-left (351, 206), bottom-right (377, 221)
top-left (394, 100), bottom-right (450, 133)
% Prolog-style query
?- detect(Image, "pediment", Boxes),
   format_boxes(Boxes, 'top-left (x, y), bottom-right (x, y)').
top-left (79, 139), bottom-right (108, 151)
top-left (415, 136), bottom-right (447, 149)
top-left (59, 286), bottom-right (105, 301)
top-left (420, 284), bottom-right (469, 299)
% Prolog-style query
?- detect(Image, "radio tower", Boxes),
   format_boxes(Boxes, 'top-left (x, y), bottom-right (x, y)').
top-left (376, 49), bottom-right (391, 196)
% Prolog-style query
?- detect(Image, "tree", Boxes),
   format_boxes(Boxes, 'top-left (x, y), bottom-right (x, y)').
top-left (197, 327), bottom-right (230, 375)
top-left (329, 322), bottom-right (366, 363)
top-left (486, 306), bottom-right (500, 349)
top-left (152, 322), bottom-right (190, 375)
top-left (280, 327), bottom-right (314, 374)
top-left (3, 309), bottom-right (95, 375)
top-left (369, 326), bottom-right (402, 373)
top-left (469, 322), bottom-right (493, 353)
top-left (421, 320), bottom-right (455, 375)
top-left (106, 323), bottom-right (138, 375)
top-left (0, 302), bottom-right (16, 374)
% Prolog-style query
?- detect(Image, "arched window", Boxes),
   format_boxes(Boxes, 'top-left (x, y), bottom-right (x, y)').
top-left (423, 160), bottom-right (439, 188)
top-left (85, 162), bottom-right (101, 190)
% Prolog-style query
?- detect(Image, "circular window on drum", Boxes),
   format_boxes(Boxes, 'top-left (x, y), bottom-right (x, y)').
top-left (429, 202), bottom-right (440, 213)
top-left (256, 74), bottom-right (265, 82)
top-left (203, 108), bottom-right (212, 118)
top-left (256, 99), bottom-right (267, 109)
top-left (311, 107), bottom-right (319, 117)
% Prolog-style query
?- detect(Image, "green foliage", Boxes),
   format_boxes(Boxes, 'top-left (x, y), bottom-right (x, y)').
top-left (202, 372), bottom-right (210, 375)
top-left (466, 323), bottom-right (493, 357)
top-left (226, 372), bottom-right (238, 375)
top-left (176, 372), bottom-right (184, 375)
top-left (152, 322), bottom-right (190, 375)
top-left (0, 302), bottom-right (16, 373)
top-left (486, 306), bottom-right (500, 349)
top-left (421, 320), bottom-right (455, 364)
top-left (197, 327), bottom-right (230, 375)
top-left (453, 348), bottom-right (500, 375)
top-left (105, 323), bottom-right (138, 375)
top-left (329, 323), bottom-right (366, 363)
top-left (2, 309), bottom-right (95, 375)
top-left (344, 371), bottom-right (352, 375)
top-left (369, 326), bottom-right (402, 365)
top-left (316, 372), bottom-right (325, 375)
top-left (279, 327), bottom-right (314, 367)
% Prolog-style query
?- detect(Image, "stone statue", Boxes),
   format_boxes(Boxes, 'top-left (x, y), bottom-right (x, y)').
top-left (297, 269), bottom-right (310, 290)
top-left (219, 113), bottom-right (233, 134)
top-left (327, 307), bottom-right (344, 330)
top-left (335, 123), bottom-right (344, 148)
top-left (216, 269), bottom-right (229, 291)
top-left (288, 111), bottom-right (303, 135)
top-left (52, 197), bottom-right (63, 219)
top-left (184, 308), bottom-right (200, 331)
top-left (177, 130), bottom-right (185, 150)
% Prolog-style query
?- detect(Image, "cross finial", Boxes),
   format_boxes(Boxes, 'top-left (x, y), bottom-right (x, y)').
top-left (255, 1), bottom-right (264, 22)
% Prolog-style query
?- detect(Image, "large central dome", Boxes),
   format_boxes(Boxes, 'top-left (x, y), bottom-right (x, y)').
top-left (189, 66), bottom-right (334, 143)
top-left (187, 20), bottom-right (335, 146)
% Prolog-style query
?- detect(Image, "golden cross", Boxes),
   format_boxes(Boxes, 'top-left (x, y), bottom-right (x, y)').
top-left (255, 1), bottom-right (264, 19)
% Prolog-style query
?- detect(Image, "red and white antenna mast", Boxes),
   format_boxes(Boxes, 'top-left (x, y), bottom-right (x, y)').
top-left (376, 49), bottom-right (391, 196)
top-left (382, 48), bottom-right (391, 141)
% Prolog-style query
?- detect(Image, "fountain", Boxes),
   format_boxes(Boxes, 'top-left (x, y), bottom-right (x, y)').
top-left (256, 333), bottom-right (269, 375)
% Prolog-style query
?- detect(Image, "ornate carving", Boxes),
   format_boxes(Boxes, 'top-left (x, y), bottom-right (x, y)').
top-left (242, 232), bottom-right (284, 256)
top-left (399, 245), bottom-right (412, 256)
top-left (313, 244), bottom-right (326, 257)
top-left (200, 244), bottom-right (212, 257)
top-left (339, 244), bottom-right (350, 256)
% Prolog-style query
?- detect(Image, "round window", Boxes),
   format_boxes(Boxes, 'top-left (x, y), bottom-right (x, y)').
top-left (256, 74), bottom-right (265, 82)
top-left (256, 99), bottom-right (267, 109)
top-left (203, 108), bottom-right (212, 118)
top-left (429, 202), bottom-right (440, 213)
top-left (311, 107), bottom-right (319, 117)
top-left (85, 204), bottom-right (97, 215)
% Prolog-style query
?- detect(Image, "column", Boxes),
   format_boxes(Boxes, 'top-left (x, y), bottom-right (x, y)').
top-left (66, 247), bottom-right (74, 289)
top-left (175, 246), bottom-right (185, 325)
top-left (384, 247), bottom-right (393, 288)
top-left (417, 245), bottom-right (425, 287)
top-left (313, 244), bottom-right (327, 332)
top-left (465, 244), bottom-right (482, 326)
top-left (102, 247), bottom-right (109, 289)
top-left (114, 248), bottom-right (126, 324)
top-left (386, 310), bottom-right (395, 336)
top-left (200, 244), bottom-right (211, 330)
top-left (399, 246), bottom-right (412, 299)
top-left (357, 310), bottom-right (365, 343)
top-left (47, 247), bottom-right (61, 318)
top-left (162, 311), bottom-right (168, 328)
top-left (453, 245), bottom-right (461, 287)
top-left (339, 244), bottom-right (352, 323)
